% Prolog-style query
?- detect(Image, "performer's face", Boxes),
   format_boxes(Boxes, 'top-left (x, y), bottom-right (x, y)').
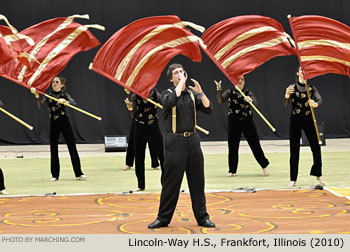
top-left (52, 77), bottom-right (64, 92)
top-left (170, 67), bottom-right (185, 86)
top-left (297, 67), bottom-right (305, 82)
top-left (236, 76), bottom-right (245, 89)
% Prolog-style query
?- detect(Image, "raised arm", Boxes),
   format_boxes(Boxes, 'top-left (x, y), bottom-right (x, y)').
top-left (284, 84), bottom-right (295, 106)
top-left (214, 80), bottom-right (230, 104)
top-left (189, 78), bottom-right (210, 108)
top-left (30, 87), bottom-right (42, 108)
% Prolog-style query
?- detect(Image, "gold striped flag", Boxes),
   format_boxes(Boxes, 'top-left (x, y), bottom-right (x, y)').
top-left (0, 26), bottom-right (18, 64)
top-left (90, 15), bottom-right (204, 99)
top-left (201, 15), bottom-right (295, 84)
top-left (0, 15), bottom-right (34, 65)
top-left (288, 15), bottom-right (350, 80)
top-left (0, 15), bottom-right (101, 91)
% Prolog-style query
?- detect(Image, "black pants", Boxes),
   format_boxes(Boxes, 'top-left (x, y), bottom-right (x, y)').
top-left (157, 133), bottom-right (209, 225)
top-left (289, 115), bottom-right (322, 181)
top-left (50, 116), bottom-right (83, 179)
top-left (133, 122), bottom-right (164, 189)
top-left (0, 168), bottom-right (5, 191)
top-left (228, 117), bottom-right (269, 174)
top-left (126, 121), bottom-right (160, 168)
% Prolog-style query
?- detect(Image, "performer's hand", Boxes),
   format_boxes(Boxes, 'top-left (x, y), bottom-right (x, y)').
top-left (189, 78), bottom-right (202, 94)
top-left (30, 87), bottom-right (39, 98)
top-left (124, 98), bottom-right (131, 105)
top-left (175, 71), bottom-right (187, 96)
top-left (124, 98), bottom-right (133, 111)
top-left (308, 99), bottom-right (318, 108)
top-left (214, 80), bottom-right (222, 91)
top-left (179, 71), bottom-right (188, 82)
top-left (244, 96), bottom-right (252, 103)
top-left (285, 84), bottom-right (295, 98)
top-left (190, 78), bottom-right (210, 107)
top-left (58, 98), bottom-right (66, 104)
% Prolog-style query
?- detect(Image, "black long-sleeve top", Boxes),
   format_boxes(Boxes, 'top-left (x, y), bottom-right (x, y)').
top-left (284, 82), bottom-right (323, 117)
top-left (217, 87), bottom-right (257, 119)
top-left (129, 89), bottom-right (161, 126)
top-left (41, 91), bottom-right (76, 120)
top-left (160, 86), bottom-right (213, 133)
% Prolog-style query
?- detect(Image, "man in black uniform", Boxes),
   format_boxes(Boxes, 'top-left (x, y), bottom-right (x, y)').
top-left (124, 89), bottom-right (164, 191)
top-left (216, 76), bottom-right (270, 177)
top-left (148, 63), bottom-right (215, 229)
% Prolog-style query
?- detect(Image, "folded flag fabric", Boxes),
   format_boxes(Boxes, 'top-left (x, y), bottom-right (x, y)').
top-left (288, 15), bottom-right (350, 80)
top-left (0, 15), bottom-right (101, 92)
top-left (202, 15), bottom-right (296, 84)
top-left (0, 14), bottom-right (34, 65)
top-left (90, 15), bottom-right (204, 99)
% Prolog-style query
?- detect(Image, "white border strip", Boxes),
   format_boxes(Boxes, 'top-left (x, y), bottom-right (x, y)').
top-left (325, 187), bottom-right (350, 200)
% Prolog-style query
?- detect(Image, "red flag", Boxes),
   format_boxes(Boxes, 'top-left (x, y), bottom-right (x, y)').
top-left (0, 35), bottom-right (16, 64)
top-left (201, 15), bottom-right (296, 85)
top-left (0, 15), bottom-right (101, 92)
top-left (90, 15), bottom-right (204, 99)
top-left (0, 25), bottom-right (34, 65)
top-left (288, 15), bottom-right (350, 80)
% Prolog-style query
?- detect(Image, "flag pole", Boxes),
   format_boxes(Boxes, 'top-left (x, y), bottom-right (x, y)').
top-left (0, 107), bottom-right (33, 130)
top-left (90, 64), bottom-right (208, 134)
top-left (214, 79), bottom-right (276, 132)
top-left (229, 82), bottom-right (276, 132)
top-left (0, 74), bottom-right (102, 121)
top-left (43, 93), bottom-right (102, 121)
top-left (287, 14), bottom-right (321, 144)
top-left (304, 80), bottom-right (322, 144)
top-left (31, 88), bottom-right (102, 121)
top-left (201, 44), bottom-right (276, 132)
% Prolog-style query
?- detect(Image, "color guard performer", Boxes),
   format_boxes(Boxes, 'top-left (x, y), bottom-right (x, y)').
top-left (123, 120), bottom-right (160, 171)
top-left (31, 76), bottom-right (87, 182)
top-left (216, 76), bottom-right (270, 177)
top-left (284, 66), bottom-right (325, 187)
top-left (124, 88), bottom-right (164, 191)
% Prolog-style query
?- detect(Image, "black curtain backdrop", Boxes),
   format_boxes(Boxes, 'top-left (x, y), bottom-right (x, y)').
top-left (1, 0), bottom-right (350, 144)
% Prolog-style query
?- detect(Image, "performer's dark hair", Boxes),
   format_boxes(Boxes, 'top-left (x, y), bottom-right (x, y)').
top-left (295, 65), bottom-right (301, 82)
top-left (167, 63), bottom-right (184, 80)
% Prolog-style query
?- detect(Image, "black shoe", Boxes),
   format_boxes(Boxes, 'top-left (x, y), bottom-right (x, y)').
top-left (148, 219), bottom-right (168, 229)
top-left (198, 219), bottom-right (216, 228)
